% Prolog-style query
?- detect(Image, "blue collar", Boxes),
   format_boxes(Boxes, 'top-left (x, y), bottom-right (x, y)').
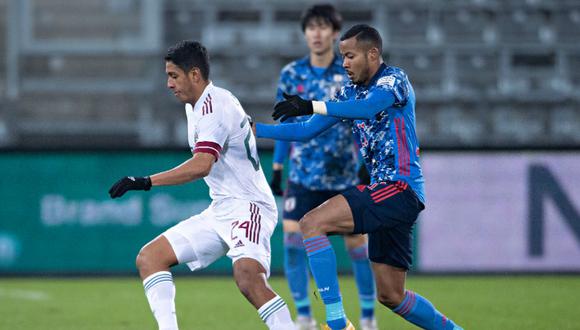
top-left (365, 63), bottom-right (387, 87)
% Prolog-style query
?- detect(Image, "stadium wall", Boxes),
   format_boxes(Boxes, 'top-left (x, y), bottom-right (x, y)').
top-left (0, 150), bottom-right (579, 275)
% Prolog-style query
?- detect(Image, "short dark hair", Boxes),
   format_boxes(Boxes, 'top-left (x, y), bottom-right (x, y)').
top-left (164, 40), bottom-right (210, 80)
top-left (340, 24), bottom-right (382, 53)
top-left (301, 4), bottom-right (342, 32)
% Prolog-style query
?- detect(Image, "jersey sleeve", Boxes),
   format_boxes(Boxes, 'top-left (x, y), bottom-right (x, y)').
top-left (273, 140), bottom-right (290, 164)
top-left (375, 69), bottom-right (410, 107)
top-left (193, 100), bottom-right (228, 161)
top-left (256, 114), bottom-right (340, 142)
top-left (276, 65), bottom-right (293, 103)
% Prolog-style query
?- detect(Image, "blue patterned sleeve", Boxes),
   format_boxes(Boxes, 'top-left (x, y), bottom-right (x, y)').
top-left (375, 70), bottom-right (410, 107)
top-left (256, 115), bottom-right (340, 142)
top-left (272, 66), bottom-right (293, 164)
top-left (324, 88), bottom-right (396, 119)
top-left (272, 140), bottom-right (290, 164)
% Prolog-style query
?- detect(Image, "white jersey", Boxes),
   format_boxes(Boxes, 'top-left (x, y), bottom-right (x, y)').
top-left (186, 82), bottom-right (275, 208)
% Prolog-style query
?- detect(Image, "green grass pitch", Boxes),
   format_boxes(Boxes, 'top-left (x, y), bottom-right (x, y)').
top-left (1, 275), bottom-right (579, 329)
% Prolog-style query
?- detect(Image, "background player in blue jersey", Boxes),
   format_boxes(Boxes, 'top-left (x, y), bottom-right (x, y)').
top-left (255, 25), bottom-right (463, 330)
top-left (269, 5), bottom-right (376, 330)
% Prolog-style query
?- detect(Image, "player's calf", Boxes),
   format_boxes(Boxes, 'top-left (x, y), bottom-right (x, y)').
top-left (233, 258), bottom-right (275, 307)
top-left (233, 258), bottom-right (295, 329)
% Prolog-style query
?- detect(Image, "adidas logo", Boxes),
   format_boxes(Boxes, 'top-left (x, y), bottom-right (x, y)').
top-left (234, 240), bottom-right (244, 248)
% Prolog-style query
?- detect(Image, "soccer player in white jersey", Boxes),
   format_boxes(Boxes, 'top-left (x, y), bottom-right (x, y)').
top-left (108, 40), bottom-right (294, 330)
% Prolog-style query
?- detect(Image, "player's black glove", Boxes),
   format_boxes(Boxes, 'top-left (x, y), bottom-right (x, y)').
top-left (270, 169), bottom-right (284, 196)
top-left (357, 165), bottom-right (371, 185)
top-left (272, 93), bottom-right (313, 122)
top-left (109, 176), bottom-right (152, 198)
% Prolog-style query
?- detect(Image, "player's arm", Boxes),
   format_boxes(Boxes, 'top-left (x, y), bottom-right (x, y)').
top-left (270, 140), bottom-right (289, 196)
top-left (269, 73), bottom-right (292, 195)
top-left (273, 89), bottom-right (396, 121)
top-left (150, 152), bottom-right (214, 186)
top-left (315, 88), bottom-right (396, 119)
top-left (108, 152), bottom-right (215, 199)
top-left (255, 114), bottom-right (340, 142)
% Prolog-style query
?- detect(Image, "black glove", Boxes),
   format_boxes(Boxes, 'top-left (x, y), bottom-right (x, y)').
top-left (109, 176), bottom-right (152, 198)
top-left (357, 165), bottom-right (371, 185)
top-left (272, 93), bottom-right (313, 122)
top-left (270, 169), bottom-right (284, 196)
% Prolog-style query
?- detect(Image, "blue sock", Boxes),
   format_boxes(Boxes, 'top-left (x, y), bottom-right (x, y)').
top-left (304, 236), bottom-right (347, 330)
top-left (283, 232), bottom-right (311, 317)
top-left (348, 245), bottom-right (375, 319)
top-left (392, 290), bottom-right (461, 330)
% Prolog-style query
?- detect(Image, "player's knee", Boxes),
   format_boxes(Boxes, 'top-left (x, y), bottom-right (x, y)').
top-left (135, 245), bottom-right (161, 272)
top-left (377, 289), bottom-right (405, 309)
top-left (135, 247), bottom-right (148, 271)
top-left (299, 212), bottom-right (327, 236)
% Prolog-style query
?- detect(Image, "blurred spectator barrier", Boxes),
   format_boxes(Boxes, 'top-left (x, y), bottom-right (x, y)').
top-left (0, 150), bottom-right (579, 275)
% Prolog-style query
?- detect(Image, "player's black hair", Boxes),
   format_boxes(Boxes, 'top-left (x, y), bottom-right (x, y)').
top-left (340, 24), bottom-right (382, 53)
top-left (165, 40), bottom-right (210, 80)
top-left (300, 4), bottom-right (342, 32)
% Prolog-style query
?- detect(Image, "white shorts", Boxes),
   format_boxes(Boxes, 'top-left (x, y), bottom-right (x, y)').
top-left (162, 198), bottom-right (277, 277)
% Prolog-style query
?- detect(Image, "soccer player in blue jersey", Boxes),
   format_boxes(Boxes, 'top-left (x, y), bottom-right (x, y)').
top-left (269, 5), bottom-right (376, 330)
top-left (255, 25), bottom-right (463, 330)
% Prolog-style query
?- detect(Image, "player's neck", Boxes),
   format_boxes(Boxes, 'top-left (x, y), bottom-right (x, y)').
top-left (362, 60), bottom-right (384, 86)
top-left (310, 50), bottom-right (334, 68)
top-left (191, 80), bottom-right (210, 104)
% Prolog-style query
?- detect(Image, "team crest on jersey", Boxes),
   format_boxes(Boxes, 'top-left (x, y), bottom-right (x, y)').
top-left (377, 75), bottom-right (396, 88)
top-left (284, 197), bottom-right (296, 212)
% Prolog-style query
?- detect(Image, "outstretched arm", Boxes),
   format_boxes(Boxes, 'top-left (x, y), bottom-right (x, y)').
top-left (149, 152), bottom-right (215, 186)
top-left (273, 89), bottom-right (396, 121)
top-left (109, 152), bottom-right (215, 198)
top-left (313, 89), bottom-right (395, 119)
top-left (256, 114), bottom-right (340, 142)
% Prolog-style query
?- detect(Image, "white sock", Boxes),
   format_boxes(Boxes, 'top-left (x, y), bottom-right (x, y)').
top-left (143, 271), bottom-right (178, 330)
top-left (258, 295), bottom-right (295, 330)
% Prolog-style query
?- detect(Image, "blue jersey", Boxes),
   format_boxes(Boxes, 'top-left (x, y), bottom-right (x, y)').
top-left (335, 64), bottom-right (425, 203)
top-left (276, 55), bottom-right (358, 191)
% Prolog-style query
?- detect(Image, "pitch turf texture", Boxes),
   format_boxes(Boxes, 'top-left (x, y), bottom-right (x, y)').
top-left (1, 275), bottom-right (579, 329)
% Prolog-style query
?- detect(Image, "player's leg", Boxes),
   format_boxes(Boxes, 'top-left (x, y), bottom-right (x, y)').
top-left (283, 219), bottom-right (317, 329)
top-left (359, 183), bottom-right (463, 330)
top-left (225, 201), bottom-right (294, 330)
top-left (136, 235), bottom-right (179, 330)
top-left (233, 258), bottom-right (294, 330)
top-left (343, 234), bottom-right (377, 329)
top-left (299, 194), bottom-right (356, 330)
top-left (139, 209), bottom-right (228, 330)
top-left (373, 262), bottom-right (463, 330)
top-left (281, 183), bottom-right (325, 329)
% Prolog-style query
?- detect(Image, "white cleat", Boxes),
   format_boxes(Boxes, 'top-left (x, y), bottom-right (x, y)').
top-left (359, 317), bottom-right (378, 330)
top-left (295, 315), bottom-right (318, 330)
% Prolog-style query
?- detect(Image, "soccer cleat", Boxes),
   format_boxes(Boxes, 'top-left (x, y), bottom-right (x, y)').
top-left (320, 319), bottom-right (355, 330)
top-left (359, 317), bottom-right (378, 330)
top-left (295, 315), bottom-right (318, 330)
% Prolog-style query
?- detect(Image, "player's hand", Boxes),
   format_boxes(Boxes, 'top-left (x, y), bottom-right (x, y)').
top-left (269, 169), bottom-right (284, 196)
top-left (272, 93), bottom-right (313, 122)
top-left (109, 176), bottom-right (152, 198)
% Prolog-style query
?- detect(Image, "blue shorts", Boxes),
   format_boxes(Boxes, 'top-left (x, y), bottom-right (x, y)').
top-left (342, 181), bottom-right (424, 270)
top-left (282, 181), bottom-right (343, 220)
